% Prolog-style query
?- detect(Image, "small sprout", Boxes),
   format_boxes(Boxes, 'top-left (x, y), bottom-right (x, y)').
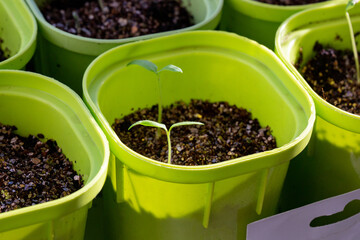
top-left (72, 11), bottom-right (81, 34)
top-left (345, 0), bottom-right (360, 83)
top-left (127, 59), bottom-right (183, 138)
top-left (128, 120), bottom-right (203, 164)
top-left (98, 0), bottom-right (105, 11)
top-left (1, 190), bottom-right (10, 200)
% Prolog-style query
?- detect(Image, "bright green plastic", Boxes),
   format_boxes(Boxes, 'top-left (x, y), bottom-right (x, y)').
top-left (0, 70), bottom-right (109, 240)
top-left (0, 0), bottom-right (36, 70)
top-left (220, 0), bottom-right (341, 49)
top-left (25, 0), bottom-right (223, 95)
top-left (83, 30), bottom-right (315, 240)
top-left (275, 2), bottom-right (360, 210)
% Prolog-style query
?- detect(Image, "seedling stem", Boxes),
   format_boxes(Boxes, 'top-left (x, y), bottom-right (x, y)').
top-left (98, 0), bottom-right (105, 11)
top-left (346, 0), bottom-right (360, 83)
top-left (72, 11), bottom-right (81, 34)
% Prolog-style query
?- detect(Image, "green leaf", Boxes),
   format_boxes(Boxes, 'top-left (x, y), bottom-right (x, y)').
top-left (158, 64), bottom-right (183, 74)
top-left (169, 121), bottom-right (204, 132)
top-left (127, 60), bottom-right (158, 73)
top-left (128, 120), bottom-right (167, 132)
top-left (346, 0), bottom-right (359, 11)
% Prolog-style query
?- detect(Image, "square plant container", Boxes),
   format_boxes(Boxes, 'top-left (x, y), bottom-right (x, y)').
top-left (0, 0), bottom-right (37, 70)
top-left (25, 0), bottom-right (223, 95)
top-left (0, 70), bottom-right (109, 240)
top-left (83, 30), bottom-right (315, 240)
top-left (219, 0), bottom-right (340, 49)
top-left (275, 2), bottom-right (360, 210)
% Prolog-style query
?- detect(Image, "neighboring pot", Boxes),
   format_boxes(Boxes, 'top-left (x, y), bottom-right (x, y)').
top-left (275, 2), bottom-right (360, 211)
top-left (0, 70), bottom-right (109, 240)
top-left (0, 0), bottom-right (36, 70)
top-left (219, 0), bottom-right (338, 49)
top-left (25, 0), bottom-right (223, 95)
top-left (83, 30), bottom-right (315, 240)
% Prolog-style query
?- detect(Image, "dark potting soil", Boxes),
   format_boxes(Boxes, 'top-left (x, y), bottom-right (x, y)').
top-left (0, 123), bottom-right (84, 213)
top-left (256, 0), bottom-right (327, 6)
top-left (296, 42), bottom-right (360, 115)
top-left (40, 0), bottom-right (194, 39)
top-left (0, 38), bottom-right (10, 62)
top-left (112, 100), bottom-right (277, 166)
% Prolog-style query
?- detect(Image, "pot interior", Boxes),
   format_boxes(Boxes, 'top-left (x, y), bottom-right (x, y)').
top-left (91, 38), bottom-right (310, 148)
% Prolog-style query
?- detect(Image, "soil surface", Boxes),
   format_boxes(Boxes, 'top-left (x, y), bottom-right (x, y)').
top-left (256, 0), bottom-right (327, 6)
top-left (41, 0), bottom-right (194, 39)
top-left (0, 39), bottom-right (10, 62)
top-left (0, 123), bottom-right (84, 213)
top-left (296, 42), bottom-right (360, 115)
top-left (112, 100), bottom-right (277, 166)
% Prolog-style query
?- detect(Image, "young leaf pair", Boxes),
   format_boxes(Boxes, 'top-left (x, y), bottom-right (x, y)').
top-left (129, 120), bottom-right (204, 164)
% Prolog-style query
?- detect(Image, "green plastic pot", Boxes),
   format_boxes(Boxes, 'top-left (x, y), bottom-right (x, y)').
top-left (219, 0), bottom-right (339, 49)
top-left (83, 30), bottom-right (315, 240)
top-left (275, 2), bottom-right (360, 210)
top-left (25, 0), bottom-right (223, 95)
top-left (0, 0), bottom-right (36, 70)
top-left (0, 70), bottom-right (109, 240)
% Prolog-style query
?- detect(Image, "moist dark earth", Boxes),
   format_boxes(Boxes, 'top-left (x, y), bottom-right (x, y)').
top-left (0, 123), bottom-right (84, 213)
top-left (256, 0), bottom-right (327, 6)
top-left (112, 100), bottom-right (277, 166)
top-left (296, 42), bottom-right (360, 115)
top-left (0, 39), bottom-right (10, 62)
top-left (40, 0), bottom-right (194, 39)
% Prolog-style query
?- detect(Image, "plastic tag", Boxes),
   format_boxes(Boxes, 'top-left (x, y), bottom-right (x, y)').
top-left (247, 189), bottom-right (360, 240)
